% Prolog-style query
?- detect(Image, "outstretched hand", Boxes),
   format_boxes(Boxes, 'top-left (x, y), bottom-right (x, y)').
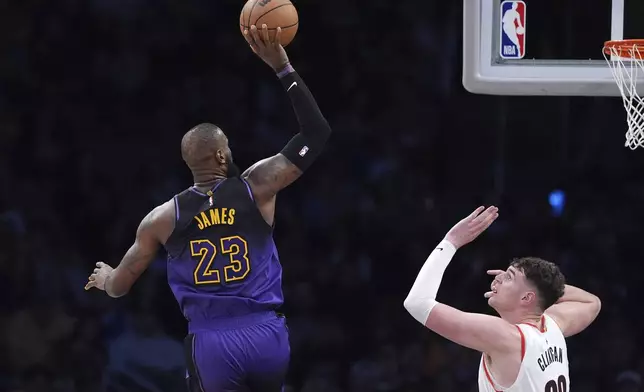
top-left (84, 261), bottom-right (113, 291)
top-left (445, 206), bottom-right (499, 249)
top-left (484, 269), bottom-right (504, 299)
top-left (243, 24), bottom-right (290, 71)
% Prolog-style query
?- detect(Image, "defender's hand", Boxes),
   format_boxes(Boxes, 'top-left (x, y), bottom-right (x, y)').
top-left (85, 261), bottom-right (114, 291)
top-left (445, 206), bottom-right (499, 249)
top-left (484, 269), bottom-right (504, 299)
top-left (244, 24), bottom-right (290, 71)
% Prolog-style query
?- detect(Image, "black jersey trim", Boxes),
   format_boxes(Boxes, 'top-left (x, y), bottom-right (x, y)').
top-left (189, 179), bottom-right (227, 197)
top-left (184, 333), bottom-right (206, 392)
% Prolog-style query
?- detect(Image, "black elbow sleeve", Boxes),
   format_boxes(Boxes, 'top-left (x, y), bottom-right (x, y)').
top-left (280, 130), bottom-right (329, 172)
top-left (278, 69), bottom-right (332, 171)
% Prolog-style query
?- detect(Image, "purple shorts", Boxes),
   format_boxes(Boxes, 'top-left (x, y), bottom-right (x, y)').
top-left (184, 312), bottom-right (290, 392)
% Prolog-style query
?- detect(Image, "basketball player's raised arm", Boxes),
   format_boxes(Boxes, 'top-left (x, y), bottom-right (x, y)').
top-left (403, 207), bottom-right (521, 355)
top-left (545, 285), bottom-right (601, 337)
top-left (242, 25), bottom-right (332, 202)
top-left (85, 201), bottom-right (174, 298)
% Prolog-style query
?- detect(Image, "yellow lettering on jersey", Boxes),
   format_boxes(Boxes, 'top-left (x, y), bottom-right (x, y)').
top-left (194, 214), bottom-right (205, 230)
top-left (209, 208), bottom-right (221, 225)
top-left (200, 211), bottom-right (212, 227)
top-left (194, 208), bottom-right (236, 230)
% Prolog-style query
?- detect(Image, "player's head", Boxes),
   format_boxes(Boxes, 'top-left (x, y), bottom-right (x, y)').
top-left (181, 123), bottom-right (240, 178)
top-left (488, 257), bottom-right (565, 315)
top-left (512, 2), bottom-right (518, 9)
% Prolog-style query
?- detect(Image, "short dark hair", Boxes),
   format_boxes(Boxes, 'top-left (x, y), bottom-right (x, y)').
top-left (510, 257), bottom-right (566, 310)
top-left (181, 123), bottom-right (224, 167)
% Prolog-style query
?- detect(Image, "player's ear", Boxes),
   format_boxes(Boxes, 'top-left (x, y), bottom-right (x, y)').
top-left (521, 291), bottom-right (537, 305)
top-left (215, 149), bottom-right (227, 165)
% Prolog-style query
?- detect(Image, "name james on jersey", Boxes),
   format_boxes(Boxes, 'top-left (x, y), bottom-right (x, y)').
top-left (194, 208), bottom-right (236, 230)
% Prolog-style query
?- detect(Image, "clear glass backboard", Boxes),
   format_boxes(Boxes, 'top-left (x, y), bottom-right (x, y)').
top-left (463, 0), bottom-right (644, 96)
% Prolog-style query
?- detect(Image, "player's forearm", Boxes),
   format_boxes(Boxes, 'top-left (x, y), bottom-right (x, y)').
top-left (277, 64), bottom-right (331, 138)
top-left (547, 285), bottom-right (601, 337)
top-left (276, 64), bottom-right (331, 171)
top-left (556, 285), bottom-right (600, 305)
top-left (403, 240), bottom-right (457, 325)
top-left (104, 271), bottom-right (129, 298)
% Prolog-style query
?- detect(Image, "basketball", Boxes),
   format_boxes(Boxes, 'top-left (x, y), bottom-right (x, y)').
top-left (516, 26), bottom-right (525, 35)
top-left (240, 0), bottom-right (299, 47)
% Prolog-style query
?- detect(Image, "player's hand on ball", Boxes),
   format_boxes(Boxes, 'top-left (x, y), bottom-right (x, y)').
top-left (244, 24), bottom-right (290, 72)
top-left (84, 261), bottom-right (114, 291)
top-left (445, 206), bottom-right (499, 249)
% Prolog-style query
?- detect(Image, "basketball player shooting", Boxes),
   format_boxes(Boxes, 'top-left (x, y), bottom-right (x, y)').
top-left (404, 206), bottom-right (601, 391)
top-left (85, 24), bottom-right (332, 392)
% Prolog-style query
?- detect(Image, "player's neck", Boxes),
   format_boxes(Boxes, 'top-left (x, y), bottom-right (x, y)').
top-left (192, 173), bottom-right (227, 189)
top-left (499, 309), bottom-right (542, 326)
top-left (517, 313), bottom-right (542, 326)
top-left (192, 167), bottom-right (227, 188)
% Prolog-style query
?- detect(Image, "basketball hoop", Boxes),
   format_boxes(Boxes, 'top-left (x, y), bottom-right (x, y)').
top-left (603, 39), bottom-right (644, 150)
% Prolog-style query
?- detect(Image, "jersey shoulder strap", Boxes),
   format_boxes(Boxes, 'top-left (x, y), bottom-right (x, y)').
top-left (173, 188), bottom-right (198, 230)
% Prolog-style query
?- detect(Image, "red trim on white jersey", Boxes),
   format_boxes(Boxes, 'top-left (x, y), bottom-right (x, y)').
top-left (482, 356), bottom-right (502, 392)
top-left (481, 325), bottom-right (526, 391)
top-left (520, 315), bottom-right (547, 333)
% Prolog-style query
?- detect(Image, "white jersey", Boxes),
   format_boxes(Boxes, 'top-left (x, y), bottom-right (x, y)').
top-left (478, 314), bottom-right (570, 392)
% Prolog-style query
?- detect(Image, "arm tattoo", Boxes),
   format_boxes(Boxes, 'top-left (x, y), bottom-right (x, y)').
top-left (245, 154), bottom-right (303, 199)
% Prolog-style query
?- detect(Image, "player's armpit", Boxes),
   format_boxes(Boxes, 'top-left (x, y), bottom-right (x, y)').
top-left (242, 153), bottom-right (302, 202)
top-left (105, 202), bottom-right (173, 298)
top-left (425, 303), bottom-right (522, 355)
top-left (545, 285), bottom-right (601, 338)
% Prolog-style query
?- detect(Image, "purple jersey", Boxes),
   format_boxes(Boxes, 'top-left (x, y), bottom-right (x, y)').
top-left (164, 178), bottom-right (284, 329)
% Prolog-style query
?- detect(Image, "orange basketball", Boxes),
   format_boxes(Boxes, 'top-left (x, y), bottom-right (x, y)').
top-left (240, 0), bottom-right (299, 47)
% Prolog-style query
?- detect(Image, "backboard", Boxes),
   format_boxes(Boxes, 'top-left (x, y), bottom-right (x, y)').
top-left (463, 0), bottom-right (644, 96)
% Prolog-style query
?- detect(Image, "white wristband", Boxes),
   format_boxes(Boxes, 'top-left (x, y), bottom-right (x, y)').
top-left (403, 239), bottom-right (457, 325)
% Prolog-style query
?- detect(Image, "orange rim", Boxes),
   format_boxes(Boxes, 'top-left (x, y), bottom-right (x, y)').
top-left (603, 39), bottom-right (644, 59)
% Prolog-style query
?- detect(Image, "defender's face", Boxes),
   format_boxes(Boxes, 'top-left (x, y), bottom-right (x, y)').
top-left (487, 266), bottom-right (532, 312)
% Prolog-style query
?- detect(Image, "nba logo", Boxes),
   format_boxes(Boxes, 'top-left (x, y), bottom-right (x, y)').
top-left (500, 1), bottom-right (526, 59)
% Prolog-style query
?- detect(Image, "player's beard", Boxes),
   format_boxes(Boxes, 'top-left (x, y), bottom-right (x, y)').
top-left (226, 156), bottom-right (240, 178)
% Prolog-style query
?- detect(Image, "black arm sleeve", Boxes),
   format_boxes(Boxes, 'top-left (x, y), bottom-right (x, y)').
top-left (278, 68), bottom-right (332, 171)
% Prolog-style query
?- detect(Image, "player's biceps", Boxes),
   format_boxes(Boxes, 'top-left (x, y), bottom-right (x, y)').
top-left (427, 310), bottom-right (480, 348)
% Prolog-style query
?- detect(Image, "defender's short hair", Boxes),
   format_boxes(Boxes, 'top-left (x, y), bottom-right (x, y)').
top-left (511, 257), bottom-right (566, 310)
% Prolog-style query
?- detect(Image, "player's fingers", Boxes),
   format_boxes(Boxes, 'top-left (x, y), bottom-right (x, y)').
top-left (96, 261), bottom-right (106, 268)
top-left (473, 206), bottom-right (498, 224)
top-left (243, 30), bottom-right (260, 54)
top-left (472, 211), bottom-right (498, 234)
top-left (487, 212), bottom-right (499, 227)
top-left (487, 269), bottom-right (505, 276)
top-left (243, 29), bottom-right (256, 46)
top-left (261, 24), bottom-right (270, 44)
top-left (274, 27), bottom-right (282, 47)
top-left (84, 281), bottom-right (96, 290)
top-left (250, 25), bottom-right (265, 49)
top-left (93, 268), bottom-right (100, 274)
top-left (465, 206), bottom-right (485, 221)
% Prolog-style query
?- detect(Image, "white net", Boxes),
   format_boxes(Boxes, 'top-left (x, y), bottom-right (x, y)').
top-left (603, 43), bottom-right (644, 150)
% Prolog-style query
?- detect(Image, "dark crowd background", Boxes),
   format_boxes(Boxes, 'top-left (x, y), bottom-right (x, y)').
top-left (1, 0), bottom-right (644, 391)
